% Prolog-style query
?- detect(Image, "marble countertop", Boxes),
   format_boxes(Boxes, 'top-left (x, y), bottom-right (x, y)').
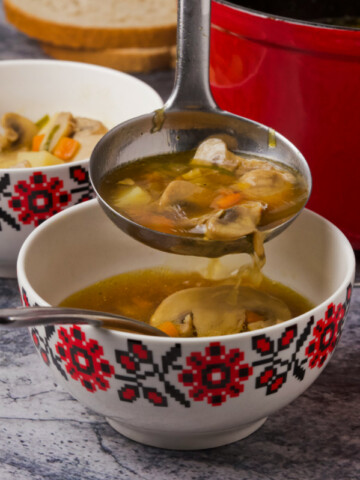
top-left (0, 5), bottom-right (359, 480)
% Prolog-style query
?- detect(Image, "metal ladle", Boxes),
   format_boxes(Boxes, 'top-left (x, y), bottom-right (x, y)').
top-left (90, 0), bottom-right (312, 258)
top-left (0, 306), bottom-right (168, 336)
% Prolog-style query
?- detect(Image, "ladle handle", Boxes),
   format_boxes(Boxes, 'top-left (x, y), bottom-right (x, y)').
top-left (0, 306), bottom-right (100, 328)
top-left (165, 0), bottom-right (218, 112)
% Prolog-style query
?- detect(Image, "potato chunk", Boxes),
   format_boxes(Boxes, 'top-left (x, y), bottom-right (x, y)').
top-left (112, 185), bottom-right (151, 208)
top-left (17, 151), bottom-right (65, 167)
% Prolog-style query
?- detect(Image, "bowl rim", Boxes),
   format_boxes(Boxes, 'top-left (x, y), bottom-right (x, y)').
top-left (0, 58), bottom-right (163, 173)
top-left (17, 199), bottom-right (356, 344)
top-left (0, 57), bottom-right (164, 85)
top-left (0, 156), bottom-right (90, 173)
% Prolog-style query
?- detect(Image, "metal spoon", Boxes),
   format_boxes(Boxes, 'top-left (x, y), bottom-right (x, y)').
top-left (0, 306), bottom-right (168, 337)
top-left (90, 0), bottom-right (312, 258)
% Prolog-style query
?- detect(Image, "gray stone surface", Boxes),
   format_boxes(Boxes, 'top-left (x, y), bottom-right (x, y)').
top-left (0, 3), bottom-right (359, 479)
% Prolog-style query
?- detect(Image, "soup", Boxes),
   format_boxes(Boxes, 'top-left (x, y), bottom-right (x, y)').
top-left (100, 137), bottom-right (308, 242)
top-left (87, 138), bottom-right (310, 337)
top-left (0, 111), bottom-right (108, 168)
top-left (60, 265), bottom-right (313, 337)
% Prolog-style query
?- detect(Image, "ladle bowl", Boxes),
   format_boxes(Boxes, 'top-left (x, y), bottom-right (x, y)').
top-left (90, 0), bottom-right (312, 257)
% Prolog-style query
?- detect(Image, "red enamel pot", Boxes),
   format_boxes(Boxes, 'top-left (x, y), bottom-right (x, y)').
top-left (210, 1), bottom-right (360, 248)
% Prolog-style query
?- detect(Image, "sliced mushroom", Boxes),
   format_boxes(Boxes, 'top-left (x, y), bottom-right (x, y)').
top-left (178, 312), bottom-right (195, 337)
top-left (39, 112), bottom-right (75, 152)
top-left (191, 137), bottom-right (239, 172)
top-left (0, 113), bottom-right (39, 151)
top-left (205, 201), bottom-right (264, 240)
top-left (237, 168), bottom-right (296, 206)
top-left (159, 179), bottom-right (211, 211)
top-left (150, 284), bottom-right (291, 337)
top-left (235, 156), bottom-right (274, 176)
top-left (73, 117), bottom-right (108, 139)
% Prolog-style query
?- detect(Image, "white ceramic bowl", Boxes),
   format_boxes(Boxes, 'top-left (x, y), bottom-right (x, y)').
top-left (0, 59), bottom-right (163, 277)
top-left (17, 200), bottom-right (355, 450)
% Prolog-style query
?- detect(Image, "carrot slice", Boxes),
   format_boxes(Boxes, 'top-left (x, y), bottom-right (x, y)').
top-left (31, 134), bottom-right (45, 152)
top-left (158, 321), bottom-right (179, 337)
top-left (212, 192), bottom-right (242, 209)
top-left (246, 311), bottom-right (264, 324)
top-left (145, 214), bottom-right (175, 234)
top-left (52, 137), bottom-right (80, 161)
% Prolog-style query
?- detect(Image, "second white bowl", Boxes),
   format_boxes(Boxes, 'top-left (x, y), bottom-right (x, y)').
top-left (0, 59), bottom-right (163, 277)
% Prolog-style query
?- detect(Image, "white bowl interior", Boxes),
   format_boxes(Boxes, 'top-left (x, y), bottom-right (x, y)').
top-left (19, 200), bottom-right (354, 311)
top-left (0, 60), bottom-right (163, 133)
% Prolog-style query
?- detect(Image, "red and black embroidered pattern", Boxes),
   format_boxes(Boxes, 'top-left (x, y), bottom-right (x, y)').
top-left (69, 165), bottom-right (94, 204)
top-left (8, 172), bottom-right (71, 226)
top-left (21, 287), bottom-right (30, 307)
top-left (0, 173), bottom-right (21, 231)
top-left (305, 284), bottom-right (352, 369)
top-left (22, 287), bottom-right (69, 380)
top-left (31, 325), bottom-right (68, 380)
top-left (305, 302), bottom-right (345, 368)
top-left (251, 320), bottom-right (314, 395)
top-left (115, 340), bottom-right (190, 407)
top-left (31, 328), bottom-right (50, 366)
top-left (0, 166), bottom-right (94, 232)
top-left (179, 342), bottom-right (253, 406)
top-left (23, 283), bottom-right (353, 406)
top-left (55, 326), bottom-right (115, 392)
top-left (251, 283), bottom-right (352, 395)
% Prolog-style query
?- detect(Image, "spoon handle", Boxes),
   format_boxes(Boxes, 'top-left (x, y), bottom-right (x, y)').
top-left (0, 307), bottom-right (167, 336)
top-left (166, 0), bottom-right (218, 112)
top-left (0, 307), bottom-right (99, 328)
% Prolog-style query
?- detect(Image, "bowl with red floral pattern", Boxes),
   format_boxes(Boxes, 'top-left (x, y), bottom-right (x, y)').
top-left (17, 199), bottom-right (355, 450)
top-left (0, 59), bottom-right (163, 277)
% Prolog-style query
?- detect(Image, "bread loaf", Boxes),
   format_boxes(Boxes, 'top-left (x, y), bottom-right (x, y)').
top-left (4, 0), bottom-right (177, 49)
top-left (41, 43), bottom-right (176, 72)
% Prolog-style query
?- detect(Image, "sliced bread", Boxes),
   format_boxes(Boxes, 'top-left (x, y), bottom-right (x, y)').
top-left (41, 43), bottom-right (176, 72)
top-left (4, 0), bottom-right (177, 49)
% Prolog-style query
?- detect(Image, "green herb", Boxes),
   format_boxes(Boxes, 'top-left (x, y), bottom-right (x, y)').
top-left (43, 124), bottom-right (59, 151)
top-left (35, 114), bottom-right (50, 130)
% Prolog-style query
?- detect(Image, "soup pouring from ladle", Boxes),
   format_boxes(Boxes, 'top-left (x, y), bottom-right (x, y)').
top-left (90, 0), bottom-right (311, 258)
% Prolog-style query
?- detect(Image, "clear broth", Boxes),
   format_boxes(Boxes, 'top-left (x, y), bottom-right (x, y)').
top-left (100, 149), bottom-right (308, 238)
top-left (59, 267), bottom-right (314, 334)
